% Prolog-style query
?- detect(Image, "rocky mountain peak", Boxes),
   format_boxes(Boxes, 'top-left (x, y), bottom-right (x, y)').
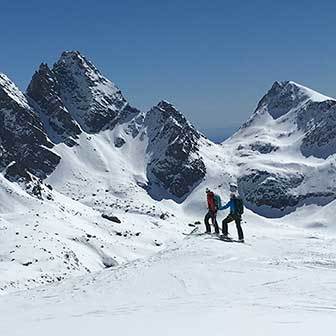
top-left (27, 51), bottom-right (139, 136)
top-left (157, 100), bottom-right (177, 112)
top-left (257, 81), bottom-right (309, 119)
top-left (256, 80), bottom-right (334, 120)
top-left (55, 51), bottom-right (109, 87)
top-left (50, 51), bottom-right (137, 133)
top-left (148, 100), bottom-right (195, 132)
top-left (144, 101), bottom-right (205, 200)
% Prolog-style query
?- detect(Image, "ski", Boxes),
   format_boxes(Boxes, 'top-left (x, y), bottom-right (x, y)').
top-left (183, 226), bottom-right (200, 236)
top-left (206, 236), bottom-right (250, 245)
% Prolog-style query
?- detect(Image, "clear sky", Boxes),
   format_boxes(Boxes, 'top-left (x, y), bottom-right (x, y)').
top-left (1, 0), bottom-right (336, 141)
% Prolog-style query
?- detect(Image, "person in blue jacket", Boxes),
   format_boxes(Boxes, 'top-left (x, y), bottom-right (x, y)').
top-left (218, 193), bottom-right (244, 242)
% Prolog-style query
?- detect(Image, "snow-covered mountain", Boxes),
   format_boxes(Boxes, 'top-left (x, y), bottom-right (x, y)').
top-left (223, 80), bottom-right (336, 217)
top-left (25, 51), bottom-right (207, 201)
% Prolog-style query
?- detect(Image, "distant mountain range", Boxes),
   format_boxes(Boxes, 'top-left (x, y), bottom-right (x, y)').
top-left (2, 52), bottom-right (336, 211)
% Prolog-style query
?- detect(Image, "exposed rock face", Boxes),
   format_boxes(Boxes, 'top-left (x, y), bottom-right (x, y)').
top-left (255, 81), bottom-right (312, 120)
top-left (27, 63), bottom-right (81, 142)
top-left (249, 141), bottom-right (279, 154)
top-left (145, 101), bottom-right (206, 199)
top-left (238, 168), bottom-right (336, 216)
top-left (27, 63), bottom-right (81, 145)
top-left (238, 169), bottom-right (305, 209)
top-left (0, 74), bottom-right (60, 179)
top-left (297, 100), bottom-right (336, 159)
top-left (52, 51), bottom-right (138, 133)
top-left (114, 137), bottom-right (126, 148)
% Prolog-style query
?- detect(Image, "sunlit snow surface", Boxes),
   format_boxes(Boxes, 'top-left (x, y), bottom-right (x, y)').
top-left (1, 210), bottom-right (336, 336)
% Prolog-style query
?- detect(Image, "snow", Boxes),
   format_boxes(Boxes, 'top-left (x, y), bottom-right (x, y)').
top-left (0, 73), bottom-right (31, 110)
top-left (287, 81), bottom-right (334, 103)
top-left (1, 210), bottom-right (336, 335)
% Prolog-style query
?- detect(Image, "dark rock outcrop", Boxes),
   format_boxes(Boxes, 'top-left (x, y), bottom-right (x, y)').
top-left (238, 169), bottom-right (305, 210)
top-left (102, 214), bottom-right (121, 223)
top-left (0, 74), bottom-right (60, 180)
top-left (249, 141), bottom-right (279, 154)
top-left (52, 51), bottom-right (138, 133)
top-left (145, 100), bottom-right (206, 199)
top-left (297, 100), bottom-right (336, 159)
top-left (27, 63), bottom-right (81, 145)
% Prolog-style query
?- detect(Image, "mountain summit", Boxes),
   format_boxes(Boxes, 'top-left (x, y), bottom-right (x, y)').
top-left (27, 51), bottom-right (139, 142)
top-left (225, 80), bottom-right (336, 216)
top-left (255, 80), bottom-right (333, 120)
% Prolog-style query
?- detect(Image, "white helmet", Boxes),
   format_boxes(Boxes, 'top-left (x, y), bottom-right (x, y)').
top-left (229, 183), bottom-right (238, 192)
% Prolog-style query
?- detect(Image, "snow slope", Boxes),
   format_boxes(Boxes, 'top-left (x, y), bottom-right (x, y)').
top-left (1, 211), bottom-right (336, 336)
top-left (0, 170), bottom-right (192, 292)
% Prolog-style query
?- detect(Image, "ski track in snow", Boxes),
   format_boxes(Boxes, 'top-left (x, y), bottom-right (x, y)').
top-left (0, 219), bottom-right (336, 336)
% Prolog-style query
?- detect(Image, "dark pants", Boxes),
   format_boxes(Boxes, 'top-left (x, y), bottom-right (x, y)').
top-left (204, 210), bottom-right (220, 234)
top-left (222, 213), bottom-right (244, 240)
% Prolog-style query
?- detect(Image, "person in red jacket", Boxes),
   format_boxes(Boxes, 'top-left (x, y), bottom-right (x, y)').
top-left (204, 188), bottom-right (220, 234)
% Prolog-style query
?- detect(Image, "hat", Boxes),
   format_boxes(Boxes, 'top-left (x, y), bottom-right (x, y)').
top-left (206, 188), bottom-right (211, 193)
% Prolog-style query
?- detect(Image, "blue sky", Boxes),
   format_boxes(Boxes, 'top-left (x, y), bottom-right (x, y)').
top-left (1, 0), bottom-right (336, 141)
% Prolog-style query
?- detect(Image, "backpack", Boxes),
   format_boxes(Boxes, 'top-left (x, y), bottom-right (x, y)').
top-left (214, 194), bottom-right (222, 210)
top-left (234, 197), bottom-right (244, 215)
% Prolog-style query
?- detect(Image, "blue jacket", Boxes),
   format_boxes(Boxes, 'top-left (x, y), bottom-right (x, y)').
top-left (218, 199), bottom-right (237, 213)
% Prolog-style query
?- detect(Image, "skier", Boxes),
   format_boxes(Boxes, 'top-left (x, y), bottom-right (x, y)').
top-left (218, 193), bottom-right (244, 242)
top-left (204, 188), bottom-right (220, 234)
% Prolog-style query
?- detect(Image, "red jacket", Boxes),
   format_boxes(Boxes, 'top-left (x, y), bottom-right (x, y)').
top-left (207, 192), bottom-right (217, 212)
